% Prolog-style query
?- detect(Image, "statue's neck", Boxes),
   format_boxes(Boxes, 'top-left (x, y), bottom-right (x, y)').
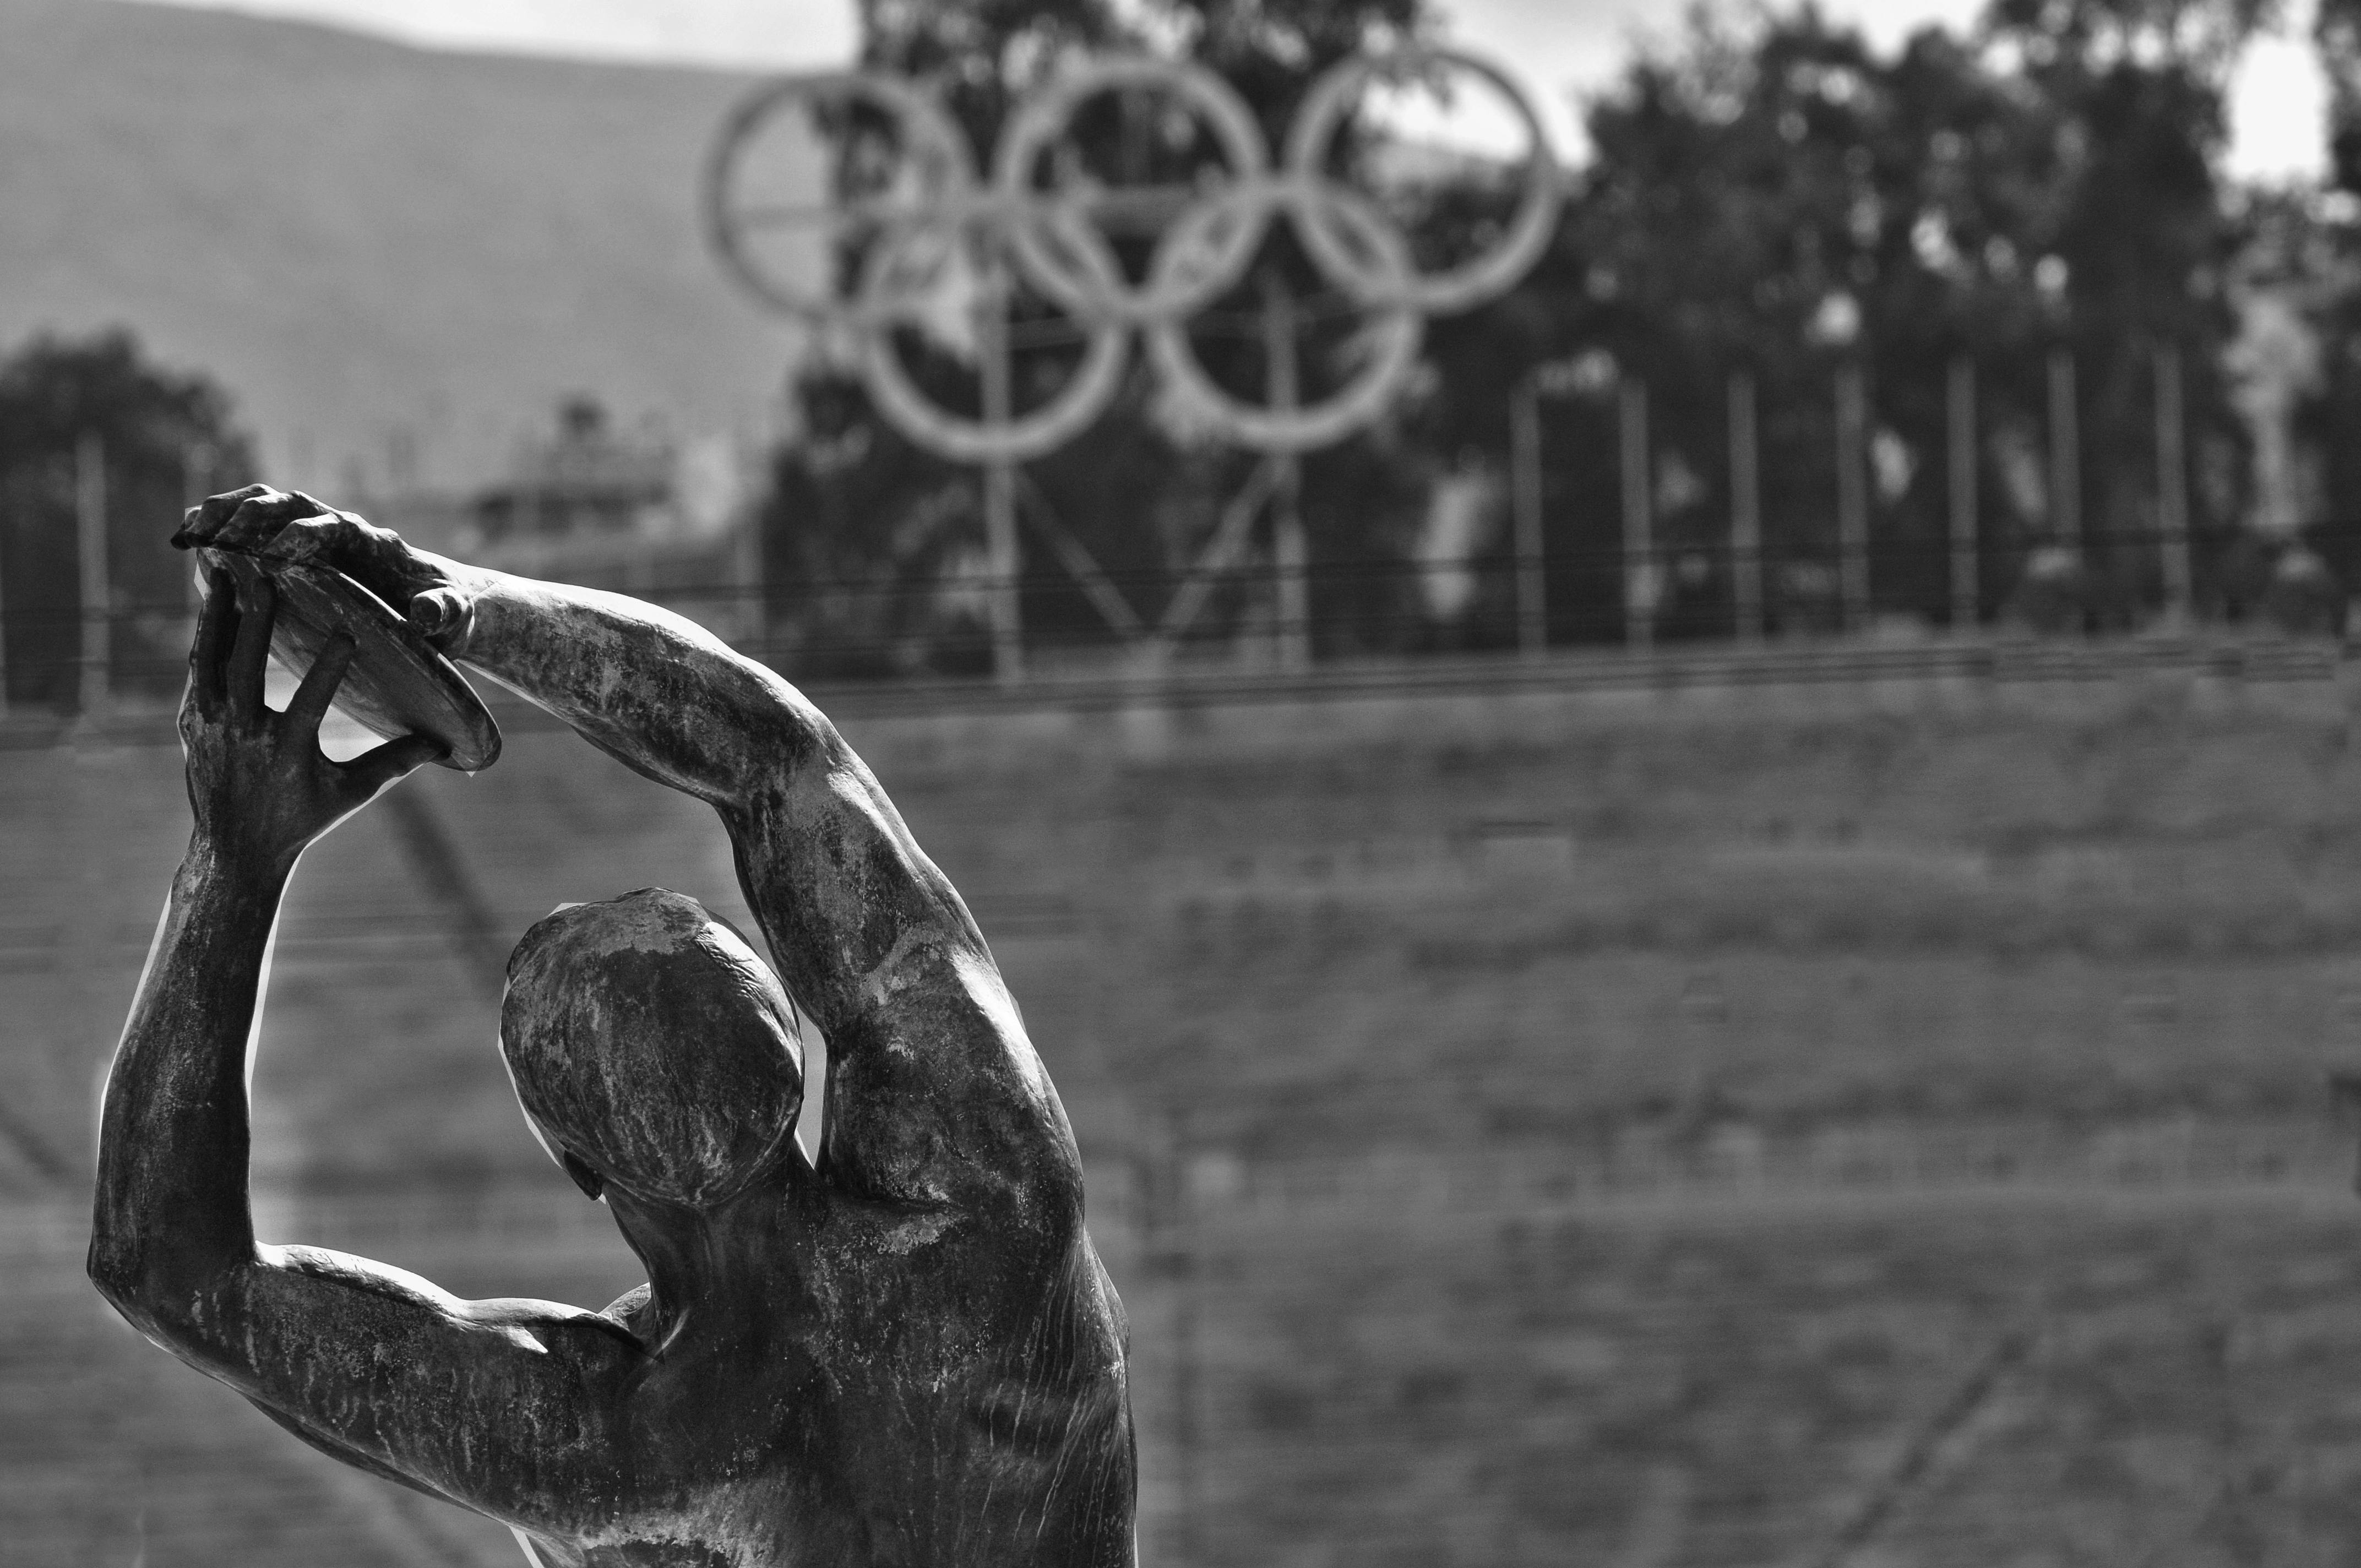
top-left (605, 1185), bottom-right (787, 1342)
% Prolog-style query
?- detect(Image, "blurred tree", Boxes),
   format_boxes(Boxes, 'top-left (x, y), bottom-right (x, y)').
top-left (2327, 0), bottom-right (2361, 190)
top-left (765, 0), bottom-right (2280, 667)
top-left (0, 329), bottom-right (255, 710)
top-left (2273, 195), bottom-right (2361, 596)
top-left (1434, 0), bottom-right (2268, 640)
top-left (2305, 4), bottom-right (2361, 597)
top-left (1984, 0), bottom-right (2266, 622)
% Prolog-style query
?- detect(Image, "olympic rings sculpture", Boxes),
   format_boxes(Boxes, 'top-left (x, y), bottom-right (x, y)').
top-left (705, 48), bottom-right (1562, 462)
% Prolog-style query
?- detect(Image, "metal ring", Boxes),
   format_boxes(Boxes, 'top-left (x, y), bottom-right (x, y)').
top-left (992, 57), bottom-right (1272, 325)
top-left (706, 72), bottom-right (977, 323)
top-left (1144, 184), bottom-right (1424, 454)
top-left (1282, 46), bottom-right (1562, 314)
top-left (858, 224), bottom-right (1133, 464)
top-left (708, 50), bottom-right (1559, 458)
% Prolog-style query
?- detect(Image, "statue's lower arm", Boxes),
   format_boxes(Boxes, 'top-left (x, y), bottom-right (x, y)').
top-left (91, 575), bottom-right (445, 1346)
top-left (89, 843), bottom-right (282, 1323)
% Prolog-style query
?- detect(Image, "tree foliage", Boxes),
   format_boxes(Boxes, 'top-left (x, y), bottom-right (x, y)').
top-left (2324, 0), bottom-right (2361, 190)
top-left (1425, 0), bottom-right (2266, 637)
top-left (763, 0), bottom-right (2288, 666)
top-left (0, 329), bottom-right (255, 708)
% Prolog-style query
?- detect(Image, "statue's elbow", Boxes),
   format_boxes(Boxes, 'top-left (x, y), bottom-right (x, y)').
top-left (86, 1232), bottom-right (157, 1323)
top-left (86, 1233), bottom-right (213, 1341)
top-left (86, 1222), bottom-right (134, 1300)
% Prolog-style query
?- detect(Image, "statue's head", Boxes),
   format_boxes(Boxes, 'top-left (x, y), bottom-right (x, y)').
top-left (501, 889), bottom-right (803, 1209)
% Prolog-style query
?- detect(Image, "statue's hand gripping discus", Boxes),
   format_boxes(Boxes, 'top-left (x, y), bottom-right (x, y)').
top-left (199, 549), bottom-right (502, 772)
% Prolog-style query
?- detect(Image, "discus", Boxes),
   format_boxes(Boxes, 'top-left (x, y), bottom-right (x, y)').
top-left (202, 551), bottom-right (502, 773)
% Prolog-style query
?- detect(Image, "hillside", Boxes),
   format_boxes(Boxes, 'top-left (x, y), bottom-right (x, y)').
top-left (0, 0), bottom-right (814, 491)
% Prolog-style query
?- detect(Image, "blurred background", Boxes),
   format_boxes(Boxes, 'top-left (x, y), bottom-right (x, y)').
top-left (12, 0), bottom-right (2361, 1562)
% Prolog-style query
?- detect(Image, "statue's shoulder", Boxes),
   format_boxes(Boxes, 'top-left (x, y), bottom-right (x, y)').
top-left (600, 1282), bottom-right (655, 1336)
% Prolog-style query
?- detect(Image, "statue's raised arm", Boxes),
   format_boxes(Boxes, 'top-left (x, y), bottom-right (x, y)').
top-left (91, 488), bottom-right (1136, 1568)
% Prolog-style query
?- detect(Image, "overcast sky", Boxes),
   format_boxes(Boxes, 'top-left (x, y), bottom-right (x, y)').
top-left (144, 0), bottom-right (2330, 182)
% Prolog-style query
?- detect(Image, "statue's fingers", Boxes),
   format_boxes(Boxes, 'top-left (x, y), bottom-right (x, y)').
top-left (197, 485), bottom-right (275, 531)
top-left (341, 733), bottom-right (447, 797)
top-left (254, 518), bottom-right (331, 568)
top-left (188, 572), bottom-right (235, 713)
top-left (252, 494), bottom-right (342, 562)
top-left (284, 633), bottom-right (356, 738)
top-left (172, 484), bottom-right (279, 549)
top-left (226, 569), bottom-right (275, 721)
top-left (215, 493), bottom-right (309, 555)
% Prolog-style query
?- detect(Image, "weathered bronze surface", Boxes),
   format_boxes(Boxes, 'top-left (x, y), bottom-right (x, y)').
top-left (90, 487), bottom-right (1136, 1568)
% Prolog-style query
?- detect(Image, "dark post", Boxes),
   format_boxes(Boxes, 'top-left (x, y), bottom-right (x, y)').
top-left (1947, 358), bottom-right (1978, 632)
top-left (1261, 273), bottom-right (1310, 672)
top-left (1835, 364), bottom-right (1869, 632)
top-left (76, 432), bottom-right (108, 718)
top-left (1619, 378), bottom-right (1653, 650)
top-left (980, 260), bottom-right (1025, 686)
top-left (1510, 373), bottom-right (1546, 658)
top-left (1729, 370), bottom-right (1762, 642)
top-left (181, 441), bottom-right (217, 614)
top-left (2048, 349), bottom-right (2080, 553)
top-left (2155, 346), bottom-right (2191, 619)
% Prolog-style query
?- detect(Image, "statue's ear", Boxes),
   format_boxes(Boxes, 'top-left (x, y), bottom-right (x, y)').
top-left (561, 1148), bottom-right (606, 1201)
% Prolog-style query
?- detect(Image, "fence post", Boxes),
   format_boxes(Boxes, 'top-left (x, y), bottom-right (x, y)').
top-left (978, 270), bottom-right (1025, 687)
top-left (76, 432), bottom-right (108, 720)
top-left (733, 450), bottom-right (766, 651)
top-left (1729, 371), bottom-right (1762, 641)
top-left (1510, 374), bottom-right (1546, 659)
top-left (1947, 358), bottom-right (1978, 631)
top-left (1835, 364), bottom-right (1869, 632)
top-left (2155, 346), bottom-right (2191, 620)
top-left (181, 440), bottom-right (216, 615)
top-left (1262, 275), bottom-right (1311, 673)
top-left (2048, 349), bottom-right (2080, 554)
top-left (1619, 379), bottom-right (1653, 650)
top-left (0, 460), bottom-right (8, 717)
top-left (982, 461), bottom-right (1023, 684)
top-left (1157, 1109), bottom-right (1200, 1567)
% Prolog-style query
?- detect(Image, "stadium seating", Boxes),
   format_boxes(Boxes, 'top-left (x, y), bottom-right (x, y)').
top-left (16, 651), bottom-right (2361, 1564)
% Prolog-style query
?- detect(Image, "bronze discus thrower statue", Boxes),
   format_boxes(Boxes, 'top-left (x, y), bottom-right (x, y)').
top-left (89, 486), bottom-right (1135, 1568)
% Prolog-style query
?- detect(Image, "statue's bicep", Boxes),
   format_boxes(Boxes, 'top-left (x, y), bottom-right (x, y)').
top-left (209, 1250), bottom-right (642, 1523)
top-left (726, 767), bottom-right (986, 1024)
top-left (814, 961), bottom-right (1084, 1218)
top-left (721, 763), bottom-right (1081, 1208)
